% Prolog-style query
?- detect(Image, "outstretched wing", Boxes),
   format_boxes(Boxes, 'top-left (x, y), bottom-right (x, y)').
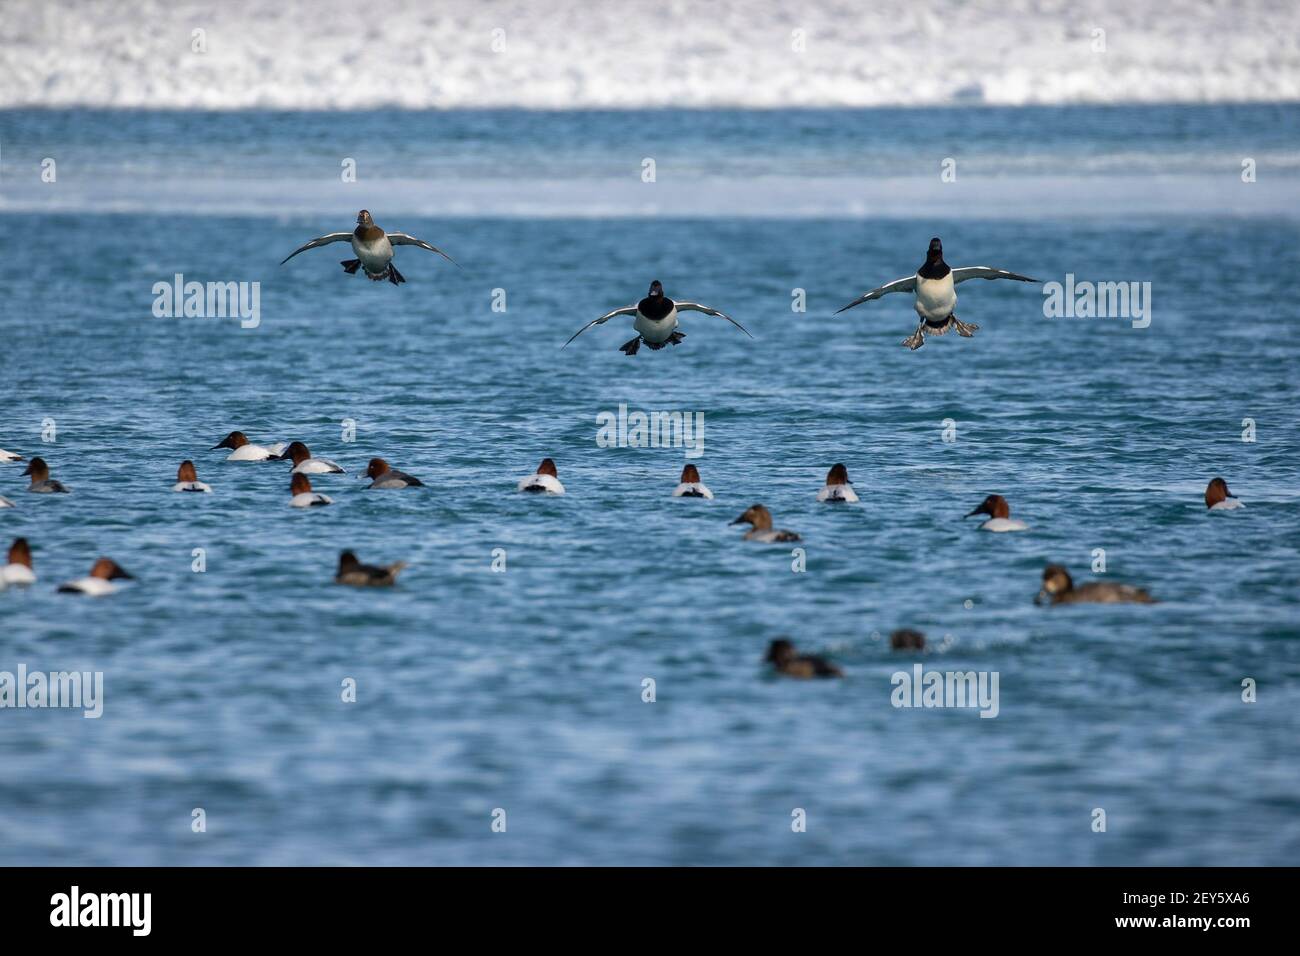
top-left (562, 306), bottom-right (638, 348)
top-left (833, 275), bottom-right (916, 314)
top-left (279, 233), bottom-right (354, 265)
top-left (951, 266), bottom-right (1038, 284)
top-left (386, 232), bottom-right (462, 269)
top-left (674, 301), bottom-right (753, 339)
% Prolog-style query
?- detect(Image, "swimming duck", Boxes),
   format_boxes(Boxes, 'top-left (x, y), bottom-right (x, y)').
top-left (518, 458), bottom-right (565, 494)
top-left (834, 237), bottom-right (1038, 350)
top-left (0, 495), bottom-right (13, 508)
top-left (211, 431), bottom-right (286, 462)
top-left (1205, 477), bottom-right (1243, 511)
top-left (731, 504), bottom-right (800, 542)
top-left (289, 473), bottom-right (333, 508)
top-left (364, 458), bottom-right (424, 489)
top-left (22, 457), bottom-right (68, 493)
top-left (672, 464), bottom-right (713, 499)
top-left (335, 550), bottom-right (408, 587)
top-left (964, 494), bottom-right (1028, 532)
top-left (816, 463), bottom-right (858, 503)
top-left (1035, 564), bottom-right (1156, 605)
top-left (57, 557), bottom-right (133, 596)
top-left (890, 629), bottom-right (927, 651)
top-left (276, 441), bottom-right (345, 475)
top-left (765, 639), bottom-right (843, 678)
top-left (0, 448), bottom-right (24, 463)
top-left (172, 460), bottom-right (212, 493)
top-left (1, 538), bottom-right (35, 585)
top-left (564, 280), bottom-right (752, 355)
top-left (280, 209), bottom-right (459, 286)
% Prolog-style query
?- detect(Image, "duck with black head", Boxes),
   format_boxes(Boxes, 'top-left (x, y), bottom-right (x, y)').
top-left (765, 639), bottom-right (843, 679)
top-left (564, 280), bottom-right (751, 355)
top-left (672, 464), bottom-right (712, 499)
top-left (834, 237), bottom-right (1038, 350)
top-left (1205, 477), bottom-right (1243, 511)
top-left (22, 457), bottom-right (69, 493)
top-left (816, 463), bottom-right (858, 503)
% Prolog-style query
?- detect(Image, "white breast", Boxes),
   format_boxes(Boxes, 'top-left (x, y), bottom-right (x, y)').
top-left (817, 484), bottom-right (859, 503)
top-left (293, 458), bottom-right (342, 475)
top-left (353, 234), bottom-right (394, 272)
top-left (980, 518), bottom-right (1028, 532)
top-left (634, 306), bottom-right (678, 343)
top-left (914, 273), bottom-right (956, 321)
top-left (227, 444), bottom-right (274, 461)
top-left (518, 474), bottom-right (565, 494)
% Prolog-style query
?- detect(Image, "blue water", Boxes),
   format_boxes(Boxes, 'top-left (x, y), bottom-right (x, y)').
top-left (1, 107), bottom-right (1298, 865)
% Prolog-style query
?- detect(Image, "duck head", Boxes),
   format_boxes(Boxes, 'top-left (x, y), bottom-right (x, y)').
top-left (21, 457), bottom-right (50, 481)
top-left (279, 441), bottom-right (312, 466)
top-left (647, 279), bottom-right (664, 298)
top-left (1036, 564), bottom-right (1073, 605)
top-left (337, 550), bottom-right (361, 574)
top-left (965, 494), bottom-right (1010, 520)
top-left (731, 504), bottom-right (773, 530)
top-left (680, 464), bottom-right (701, 483)
top-left (211, 431), bottom-right (249, 451)
top-left (826, 463), bottom-right (851, 486)
top-left (176, 460), bottom-right (199, 482)
top-left (1205, 477), bottom-right (1234, 509)
top-left (290, 473), bottom-right (313, 496)
top-left (357, 209), bottom-right (374, 226)
top-left (8, 537), bottom-right (32, 569)
top-left (536, 458), bottom-right (558, 478)
top-left (89, 557), bottom-right (133, 581)
top-left (765, 638), bottom-right (796, 666)
top-left (364, 458), bottom-right (391, 480)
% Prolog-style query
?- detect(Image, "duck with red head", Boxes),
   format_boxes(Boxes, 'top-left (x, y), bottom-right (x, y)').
top-left (672, 463), bottom-right (712, 499)
top-left (364, 457), bottom-right (424, 489)
top-left (816, 462), bottom-right (858, 503)
top-left (1035, 564), bottom-right (1156, 605)
top-left (57, 557), bottom-right (134, 597)
top-left (21, 457), bottom-right (69, 493)
top-left (172, 460), bottom-right (212, 493)
top-left (289, 472), bottom-right (333, 508)
top-left (963, 494), bottom-right (1028, 532)
top-left (276, 441), bottom-right (345, 475)
top-left (764, 639), bottom-right (843, 679)
top-left (731, 504), bottom-right (800, 542)
top-left (1, 537), bottom-right (36, 585)
top-left (564, 279), bottom-right (752, 355)
top-left (1205, 477), bottom-right (1243, 511)
top-left (518, 457), bottom-right (565, 494)
top-left (834, 236), bottom-right (1038, 350)
top-left (210, 430), bottom-right (286, 462)
top-left (280, 209), bottom-right (460, 286)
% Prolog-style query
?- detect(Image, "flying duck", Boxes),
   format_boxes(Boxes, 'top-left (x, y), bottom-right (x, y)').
top-left (276, 441), bottom-right (345, 475)
top-left (57, 558), bottom-right (134, 596)
top-left (364, 458), bottom-right (424, 489)
top-left (22, 457), bottom-right (68, 493)
top-left (1205, 477), bottom-right (1244, 511)
top-left (335, 550), bottom-right (408, 587)
top-left (1035, 565), bottom-right (1156, 605)
top-left (172, 460), bottom-right (212, 493)
top-left (564, 280), bottom-right (751, 355)
top-left (764, 639), bottom-right (843, 678)
top-left (834, 237), bottom-right (1038, 350)
top-left (672, 464), bottom-right (712, 499)
top-left (963, 494), bottom-right (1028, 531)
top-left (816, 463), bottom-right (858, 503)
top-left (731, 504), bottom-right (800, 542)
top-left (280, 209), bottom-right (459, 286)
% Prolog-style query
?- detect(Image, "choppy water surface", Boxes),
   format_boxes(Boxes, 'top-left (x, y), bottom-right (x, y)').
top-left (0, 106), bottom-right (1297, 864)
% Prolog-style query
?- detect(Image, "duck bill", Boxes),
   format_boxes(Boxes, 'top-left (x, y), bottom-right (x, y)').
top-left (1033, 589), bottom-right (1049, 606)
top-left (729, 515), bottom-right (746, 525)
top-left (20, 463), bottom-right (33, 476)
top-left (963, 508), bottom-right (980, 519)
top-left (111, 569), bottom-right (135, 581)
top-left (210, 441), bottom-right (229, 451)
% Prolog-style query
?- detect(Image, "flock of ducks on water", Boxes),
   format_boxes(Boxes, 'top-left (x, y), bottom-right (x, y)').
top-left (2, 218), bottom-right (1249, 674)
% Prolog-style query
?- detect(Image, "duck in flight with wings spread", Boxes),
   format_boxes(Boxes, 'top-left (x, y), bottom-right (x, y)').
top-left (280, 210), bottom-right (460, 286)
top-left (564, 280), bottom-right (751, 355)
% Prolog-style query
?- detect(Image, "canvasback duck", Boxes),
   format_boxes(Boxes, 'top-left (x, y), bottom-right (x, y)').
top-left (335, 550), bottom-right (408, 587)
top-left (1205, 477), bottom-right (1244, 511)
top-left (765, 639), bottom-right (843, 679)
top-left (0, 494), bottom-right (13, 509)
top-left (364, 457), bottom-right (424, 489)
top-left (280, 209), bottom-right (460, 286)
top-left (963, 494), bottom-right (1028, 532)
top-left (890, 629), bottom-right (927, 651)
top-left (564, 280), bottom-right (752, 355)
top-left (172, 460), bottom-right (212, 493)
top-left (835, 237), bottom-right (1038, 350)
top-left (22, 457), bottom-right (68, 493)
top-left (817, 463), bottom-right (858, 503)
top-left (57, 557), bottom-right (133, 596)
top-left (518, 458), bottom-right (565, 494)
top-left (289, 473), bottom-right (333, 508)
top-left (277, 441), bottom-right (345, 475)
top-left (1, 538), bottom-right (35, 585)
top-left (0, 448), bottom-right (24, 463)
top-left (731, 504), bottom-right (800, 542)
top-left (211, 431), bottom-right (286, 462)
top-left (672, 464), bottom-right (713, 499)
top-left (1035, 564), bottom-right (1156, 605)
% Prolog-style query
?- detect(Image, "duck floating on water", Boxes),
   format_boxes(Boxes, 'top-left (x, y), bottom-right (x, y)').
top-left (964, 494), bottom-right (1028, 532)
top-left (57, 558), bottom-right (133, 596)
top-left (817, 463), bottom-right (858, 503)
top-left (731, 504), bottom-right (800, 542)
top-left (22, 457), bottom-right (68, 493)
top-left (335, 550), bottom-right (407, 587)
top-left (1035, 564), bottom-right (1156, 605)
top-left (765, 639), bottom-right (843, 678)
top-left (1205, 477), bottom-right (1243, 511)
top-left (672, 464), bottom-right (712, 499)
